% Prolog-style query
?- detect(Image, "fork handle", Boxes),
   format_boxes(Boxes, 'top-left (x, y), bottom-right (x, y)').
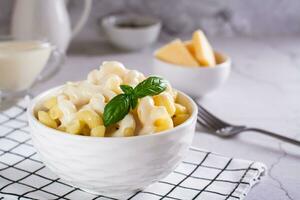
top-left (245, 127), bottom-right (300, 146)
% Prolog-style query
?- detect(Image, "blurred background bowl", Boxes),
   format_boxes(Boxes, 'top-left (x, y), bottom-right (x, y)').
top-left (101, 14), bottom-right (161, 51)
top-left (153, 52), bottom-right (231, 97)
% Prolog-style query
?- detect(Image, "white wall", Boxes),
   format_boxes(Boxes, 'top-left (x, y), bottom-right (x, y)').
top-left (1, 0), bottom-right (300, 40)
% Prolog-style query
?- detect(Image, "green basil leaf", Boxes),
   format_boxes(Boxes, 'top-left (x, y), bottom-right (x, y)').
top-left (134, 76), bottom-right (167, 98)
top-left (103, 77), bottom-right (168, 126)
top-left (103, 94), bottom-right (131, 127)
top-left (120, 85), bottom-right (134, 95)
top-left (130, 94), bottom-right (138, 109)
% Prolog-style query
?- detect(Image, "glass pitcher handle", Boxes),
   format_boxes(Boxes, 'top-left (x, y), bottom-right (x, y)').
top-left (71, 0), bottom-right (93, 38)
top-left (37, 46), bottom-right (65, 83)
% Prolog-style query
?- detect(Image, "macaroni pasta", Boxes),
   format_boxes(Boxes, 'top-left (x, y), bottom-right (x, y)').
top-left (37, 61), bottom-right (189, 137)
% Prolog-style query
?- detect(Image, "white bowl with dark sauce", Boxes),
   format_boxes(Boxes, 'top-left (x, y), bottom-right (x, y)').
top-left (101, 14), bottom-right (161, 51)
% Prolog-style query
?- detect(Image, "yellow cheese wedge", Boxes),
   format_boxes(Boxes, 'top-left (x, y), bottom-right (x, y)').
top-left (192, 30), bottom-right (216, 67)
top-left (184, 40), bottom-right (196, 58)
top-left (155, 39), bottom-right (199, 67)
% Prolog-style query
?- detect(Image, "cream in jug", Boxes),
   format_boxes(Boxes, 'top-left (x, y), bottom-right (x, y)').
top-left (0, 41), bottom-right (52, 92)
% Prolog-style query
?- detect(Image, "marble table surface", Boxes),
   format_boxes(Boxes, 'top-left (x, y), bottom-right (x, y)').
top-left (31, 36), bottom-right (300, 200)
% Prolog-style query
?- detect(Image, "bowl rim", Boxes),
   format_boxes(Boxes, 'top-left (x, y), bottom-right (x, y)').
top-left (27, 85), bottom-right (197, 141)
top-left (153, 50), bottom-right (231, 69)
top-left (101, 14), bottom-right (162, 31)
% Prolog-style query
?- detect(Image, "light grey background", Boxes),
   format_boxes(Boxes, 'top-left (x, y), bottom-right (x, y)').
top-left (1, 0), bottom-right (300, 41)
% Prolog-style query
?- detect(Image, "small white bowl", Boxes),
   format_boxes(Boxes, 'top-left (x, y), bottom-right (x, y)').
top-left (27, 86), bottom-right (197, 198)
top-left (153, 52), bottom-right (231, 97)
top-left (101, 14), bottom-right (161, 51)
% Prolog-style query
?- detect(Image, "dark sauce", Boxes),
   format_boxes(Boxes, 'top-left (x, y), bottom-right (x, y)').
top-left (116, 21), bottom-right (153, 29)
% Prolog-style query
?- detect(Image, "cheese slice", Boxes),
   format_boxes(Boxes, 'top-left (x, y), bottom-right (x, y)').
top-left (184, 40), bottom-right (196, 58)
top-left (192, 30), bottom-right (216, 67)
top-left (155, 39), bottom-right (199, 67)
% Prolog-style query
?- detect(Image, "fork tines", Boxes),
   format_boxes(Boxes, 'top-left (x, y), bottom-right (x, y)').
top-left (195, 101), bottom-right (228, 130)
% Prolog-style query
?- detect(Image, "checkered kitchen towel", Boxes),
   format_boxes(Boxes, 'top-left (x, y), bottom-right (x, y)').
top-left (0, 99), bottom-right (266, 200)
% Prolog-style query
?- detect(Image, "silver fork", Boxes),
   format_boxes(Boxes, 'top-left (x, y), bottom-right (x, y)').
top-left (195, 101), bottom-right (300, 146)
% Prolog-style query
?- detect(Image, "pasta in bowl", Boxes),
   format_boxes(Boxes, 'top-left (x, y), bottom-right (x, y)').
top-left (27, 61), bottom-right (197, 197)
top-left (34, 61), bottom-right (190, 137)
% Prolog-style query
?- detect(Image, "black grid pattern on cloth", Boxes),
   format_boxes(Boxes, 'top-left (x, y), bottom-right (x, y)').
top-left (0, 99), bottom-right (265, 200)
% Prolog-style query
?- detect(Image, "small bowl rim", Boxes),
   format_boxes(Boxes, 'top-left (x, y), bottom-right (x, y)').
top-left (101, 14), bottom-right (162, 31)
top-left (153, 50), bottom-right (231, 70)
top-left (27, 86), bottom-right (197, 141)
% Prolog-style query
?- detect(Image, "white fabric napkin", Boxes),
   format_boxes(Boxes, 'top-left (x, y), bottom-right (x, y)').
top-left (0, 99), bottom-right (266, 200)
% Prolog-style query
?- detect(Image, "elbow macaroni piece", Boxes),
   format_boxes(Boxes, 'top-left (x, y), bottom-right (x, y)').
top-left (76, 109), bottom-right (103, 129)
top-left (87, 94), bottom-right (106, 115)
top-left (65, 119), bottom-right (85, 135)
top-left (174, 103), bottom-right (187, 115)
top-left (154, 117), bottom-right (174, 132)
top-left (38, 111), bottom-right (58, 129)
top-left (65, 109), bottom-right (104, 136)
top-left (63, 81), bottom-right (106, 107)
top-left (172, 103), bottom-right (189, 126)
top-left (36, 61), bottom-right (189, 137)
top-left (137, 97), bottom-right (173, 135)
top-left (57, 95), bottom-right (77, 127)
top-left (49, 105), bottom-right (63, 120)
top-left (123, 70), bottom-right (145, 87)
top-left (100, 74), bottom-right (123, 94)
top-left (109, 114), bottom-right (136, 137)
top-left (153, 92), bottom-right (176, 117)
top-left (172, 114), bottom-right (189, 126)
top-left (43, 96), bottom-right (57, 109)
top-left (87, 61), bottom-right (127, 84)
top-left (91, 125), bottom-right (106, 137)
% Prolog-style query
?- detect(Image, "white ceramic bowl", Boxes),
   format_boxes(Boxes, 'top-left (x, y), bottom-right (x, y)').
top-left (153, 52), bottom-right (231, 97)
top-left (101, 15), bottom-right (161, 51)
top-left (27, 86), bottom-right (197, 198)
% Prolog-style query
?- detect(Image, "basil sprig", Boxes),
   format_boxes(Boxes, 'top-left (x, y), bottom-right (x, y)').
top-left (103, 76), bottom-right (167, 127)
